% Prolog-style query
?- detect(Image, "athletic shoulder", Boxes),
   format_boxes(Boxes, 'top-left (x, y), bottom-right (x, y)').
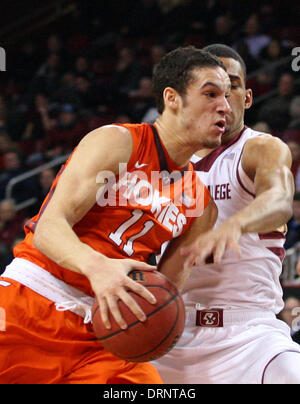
top-left (61, 124), bottom-right (134, 177)
top-left (243, 130), bottom-right (290, 156)
top-left (79, 124), bottom-right (132, 148)
top-left (242, 130), bottom-right (292, 177)
top-left (77, 122), bottom-right (154, 172)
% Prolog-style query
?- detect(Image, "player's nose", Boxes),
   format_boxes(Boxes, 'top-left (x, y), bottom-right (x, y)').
top-left (218, 97), bottom-right (231, 116)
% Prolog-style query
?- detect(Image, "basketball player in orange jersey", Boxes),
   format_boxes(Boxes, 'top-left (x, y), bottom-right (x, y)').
top-left (154, 45), bottom-right (300, 384)
top-left (0, 47), bottom-right (231, 384)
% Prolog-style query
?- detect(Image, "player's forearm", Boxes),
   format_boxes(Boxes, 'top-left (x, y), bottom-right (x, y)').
top-left (159, 199), bottom-right (217, 290)
top-left (229, 188), bottom-right (293, 234)
top-left (33, 216), bottom-right (106, 276)
top-left (239, 137), bottom-right (294, 234)
top-left (158, 242), bottom-right (191, 291)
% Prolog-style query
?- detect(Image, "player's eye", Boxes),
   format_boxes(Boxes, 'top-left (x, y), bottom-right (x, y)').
top-left (205, 92), bottom-right (217, 98)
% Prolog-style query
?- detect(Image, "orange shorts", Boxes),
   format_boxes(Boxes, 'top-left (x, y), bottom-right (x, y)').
top-left (0, 277), bottom-right (163, 384)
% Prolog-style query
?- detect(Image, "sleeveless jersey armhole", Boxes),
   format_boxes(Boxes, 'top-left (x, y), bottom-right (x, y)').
top-left (109, 124), bottom-right (142, 172)
top-left (237, 148), bottom-right (256, 198)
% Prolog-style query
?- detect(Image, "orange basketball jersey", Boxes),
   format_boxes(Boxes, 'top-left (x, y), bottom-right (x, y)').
top-left (14, 123), bottom-right (210, 295)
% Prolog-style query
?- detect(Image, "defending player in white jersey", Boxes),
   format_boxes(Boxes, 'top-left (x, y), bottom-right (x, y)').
top-left (153, 44), bottom-right (300, 384)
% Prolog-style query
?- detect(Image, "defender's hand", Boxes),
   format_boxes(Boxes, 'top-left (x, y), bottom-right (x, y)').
top-left (181, 218), bottom-right (242, 267)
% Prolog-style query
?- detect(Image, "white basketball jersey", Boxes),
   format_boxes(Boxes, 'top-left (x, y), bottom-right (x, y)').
top-left (186, 127), bottom-right (285, 314)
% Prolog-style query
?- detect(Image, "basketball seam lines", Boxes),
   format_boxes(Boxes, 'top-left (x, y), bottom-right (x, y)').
top-left (118, 297), bottom-right (180, 361)
top-left (94, 285), bottom-right (179, 342)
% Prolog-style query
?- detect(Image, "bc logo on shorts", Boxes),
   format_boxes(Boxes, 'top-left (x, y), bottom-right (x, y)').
top-left (196, 309), bottom-right (224, 327)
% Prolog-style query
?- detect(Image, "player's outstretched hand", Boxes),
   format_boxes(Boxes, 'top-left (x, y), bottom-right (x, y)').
top-left (181, 218), bottom-right (242, 267)
top-left (85, 258), bottom-right (157, 330)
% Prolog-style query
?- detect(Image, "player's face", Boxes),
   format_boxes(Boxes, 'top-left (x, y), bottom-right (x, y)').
top-left (179, 66), bottom-right (231, 149)
top-left (218, 58), bottom-right (253, 143)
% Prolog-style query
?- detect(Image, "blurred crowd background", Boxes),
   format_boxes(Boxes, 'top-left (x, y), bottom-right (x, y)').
top-left (0, 0), bottom-right (300, 333)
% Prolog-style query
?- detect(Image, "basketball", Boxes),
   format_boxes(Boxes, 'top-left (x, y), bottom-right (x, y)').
top-left (92, 270), bottom-right (185, 362)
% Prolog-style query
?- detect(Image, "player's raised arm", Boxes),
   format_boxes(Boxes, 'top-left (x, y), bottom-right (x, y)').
top-left (158, 198), bottom-right (217, 290)
top-left (238, 135), bottom-right (294, 231)
top-left (181, 135), bottom-right (294, 265)
top-left (33, 125), bottom-right (156, 330)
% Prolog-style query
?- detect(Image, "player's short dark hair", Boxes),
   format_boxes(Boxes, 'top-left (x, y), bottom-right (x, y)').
top-left (294, 191), bottom-right (300, 201)
top-left (203, 44), bottom-right (247, 81)
top-left (152, 46), bottom-right (226, 114)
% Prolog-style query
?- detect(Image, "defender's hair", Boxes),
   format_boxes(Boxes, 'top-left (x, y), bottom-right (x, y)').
top-left (203, 44), bottom-right (247, 81)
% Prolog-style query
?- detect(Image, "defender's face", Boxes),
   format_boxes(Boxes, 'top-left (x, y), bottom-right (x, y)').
top-left (179, 66), bottom-right (231, 149)
top-left (218, 58), bottom-right (253, 142)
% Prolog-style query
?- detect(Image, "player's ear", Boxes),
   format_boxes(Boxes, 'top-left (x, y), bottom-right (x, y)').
top-left (245, 88), bottom-right (253, 110)
top-left (163, 87), bottom-right (179, 111)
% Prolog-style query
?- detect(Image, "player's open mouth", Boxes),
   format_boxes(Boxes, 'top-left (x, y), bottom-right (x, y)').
top-left (214, 119), bottom-right (226, 133)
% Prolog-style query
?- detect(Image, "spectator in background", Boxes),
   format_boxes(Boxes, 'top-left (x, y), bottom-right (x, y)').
top-left (150, 45), bottom-right (166, 65)
top-left (29, 168), bottom-right (56, 217)
top-left (209, 15), bottom-right (235, 46)
top-left (129, 76), bottom-right (156, 121)
top-left (0, 234), bottom-right (24, 275)
top-left (38, 168), bottom-right (55, 201)
top-left (0, 98), bottom-right (10, 134)
top-left (73, 56), bottom-right (95, 82)
top-left (0, 150), bottom-right (37, 203)
top-left (259, 38), bottom-right (290, 82)
top-left (31, 52), bottom-right (62, 96)
top-left (110, 47), bottom-right (143, 99)
top-left (0, 199), bottom-right (24, 269)
top-left (14, 40), bottom-right (41, 83)
top-left (52, 71), bottom-right (81, 110)
top-left (0, 95), bottom-right (25, 144)
top-left (279, 296), bottom-right (300, 345)
top-left (74, 56), bottom-right (89, 76)
top-left (22, 93), bottom-right (57, 144)
top-left (234, 41), bottom-right (260, 74)
top-left (46, 35), bottom-right (63, 58)
top-left (143, 44), bottom-right (166, 76)
top-left (257, 73), bottom-right (295, 132)
top-left (283, 96), bottom-right (300, 144)
top-left (247, 70), bottom-right (273, 98)
top-left (142, 107), bottom-right (160, 124)
top-left (252, 121), bottom-right (271, 133)
top-left (286, 140), bottom-right (300, 189)
top-left (0, 132), bottom-right (18, 170)
top-left (121, 0), bottom-right (163, 37)
top-left (42, 104), bottom-right (87, 159)
top-left (115, 114), bottom-right (132, 124)
top-left (74, 76), bottom-right (99, 111)
top-left (289, 96), bottom-right (300, 131)
top-left (36, 52), bottom-right (62, 79)
top-left (260, 39), bottom-right (287, 64)
top-left (235, 14), bottom-right (271, 60)
top-left (285, 192), bottom-right (300, 250)
top-left (87, 105), bottom-right (116, 132)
